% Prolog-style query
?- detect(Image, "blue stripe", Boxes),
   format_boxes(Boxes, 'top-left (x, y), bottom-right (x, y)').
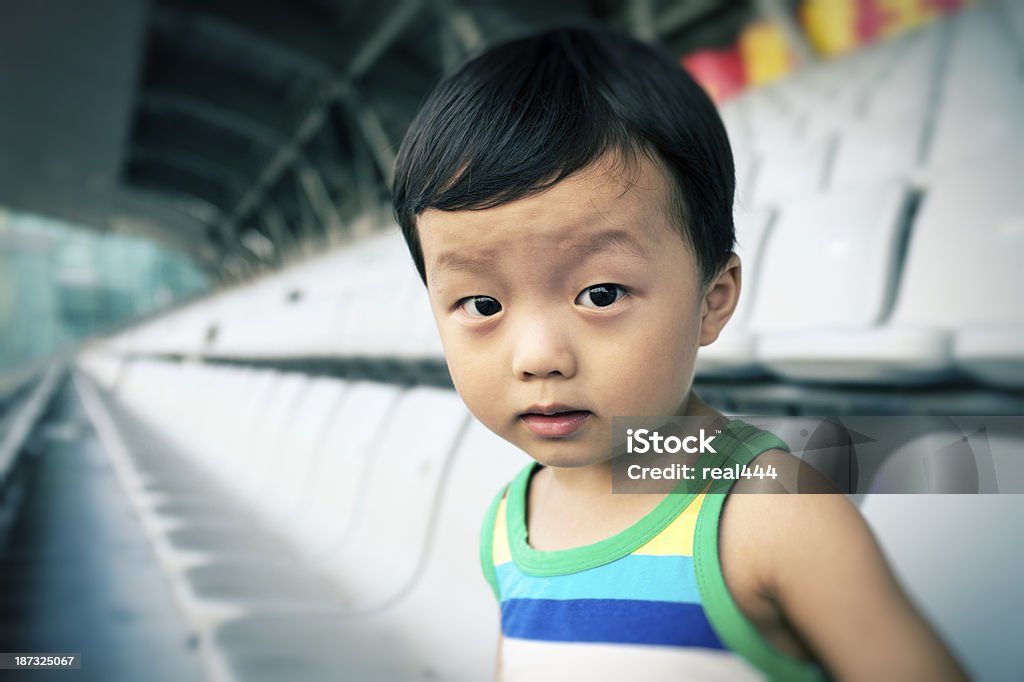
top-left (496, 555), bottom-right (700, 603)
top-left (502, 598), bottom-right (726, 648)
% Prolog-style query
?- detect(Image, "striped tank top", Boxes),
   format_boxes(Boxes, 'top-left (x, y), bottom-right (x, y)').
top-left (480, 419), bottom-right (828, 681)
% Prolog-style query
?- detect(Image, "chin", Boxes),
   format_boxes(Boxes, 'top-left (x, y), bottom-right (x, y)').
top-left (526, 442), bottom-right (606, 469)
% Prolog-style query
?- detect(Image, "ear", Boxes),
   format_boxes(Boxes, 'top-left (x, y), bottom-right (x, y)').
top-left (699, 252), bottom-right (741, 347)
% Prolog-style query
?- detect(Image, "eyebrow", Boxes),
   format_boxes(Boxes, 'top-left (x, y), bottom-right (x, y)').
top-left (431, 228), bottom-right (651, 276)
top-left (571, 228), bottom-right (650, 261)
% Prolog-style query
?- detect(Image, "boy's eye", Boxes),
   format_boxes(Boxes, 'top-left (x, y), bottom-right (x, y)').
top-left (458, 296), bottom-right (502, 318)
top-left (575, 283), bottom-right (628, 309)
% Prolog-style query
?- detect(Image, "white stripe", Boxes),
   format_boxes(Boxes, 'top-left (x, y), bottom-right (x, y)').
top-left (501, 637), bottom-right (767, 682)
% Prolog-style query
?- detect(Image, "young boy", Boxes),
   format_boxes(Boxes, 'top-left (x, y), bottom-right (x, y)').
top-left (391, 23), bottom-right (968, 681)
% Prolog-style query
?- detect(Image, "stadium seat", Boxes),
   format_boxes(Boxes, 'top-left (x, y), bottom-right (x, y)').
top-left (211, 418), bottom-right (530, 682)
top-left (748, 136), bottom-right (833, 208)
top-left (752, 180), bottom-right (913, 382)
top-left (830, 121), bottom-right (923, 189)
top-left (248, 377), bottom-right (350, 525)
top-left (695, 207), bottom-right (774, 378)
top-left (925, 3), bottom-right (1024, 172)
top-left (954, 330), bottom-right (1024, 390)
top-left (765, 157), bottom-right (1023, 386)
top-left (282, 381), bottom-right (403, 558)
top-left (316, 385), bottom-right (470, 610)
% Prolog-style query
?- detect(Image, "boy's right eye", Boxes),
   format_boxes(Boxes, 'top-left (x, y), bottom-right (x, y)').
top-left (457, 296), bottom-right (502, 318)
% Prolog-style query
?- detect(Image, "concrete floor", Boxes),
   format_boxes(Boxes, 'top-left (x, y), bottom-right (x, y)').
top-left (0, 378), bottom-right (205, 681)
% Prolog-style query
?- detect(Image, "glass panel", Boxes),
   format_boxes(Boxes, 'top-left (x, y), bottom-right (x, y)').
top-left (0, 206), bottom-right (209, 375)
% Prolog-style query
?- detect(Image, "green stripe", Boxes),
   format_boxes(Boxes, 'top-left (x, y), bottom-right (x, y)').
top-left (693, 427), bottom-right (829, 681)
top-left (506, 419), bottom-right (759, 576)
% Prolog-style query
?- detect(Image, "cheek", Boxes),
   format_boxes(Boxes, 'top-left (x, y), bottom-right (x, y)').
top-left (595, 303), bottom-right (700, 410)
top-left (438, 330), bottom-right (504, 418)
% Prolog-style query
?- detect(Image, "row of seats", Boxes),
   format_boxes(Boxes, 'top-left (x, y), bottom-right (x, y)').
top-left (93, 4), bottom-right (1022, 390)
top-left (707, 156), bottom-right (1022, 388)
top-left (74, 353), bottom-right (1024, 680)
top-left (98, 150), bottom-right (1023, 390)
top-left (76, 353), bottom-right (530, 680)
top-left (721, 3), bottom-right (1024, 208)
top-left (108, 230), bottom-right (442, 362)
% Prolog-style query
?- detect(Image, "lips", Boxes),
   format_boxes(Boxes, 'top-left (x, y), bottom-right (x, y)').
top-left (519, 408), bottom-right (592, 437)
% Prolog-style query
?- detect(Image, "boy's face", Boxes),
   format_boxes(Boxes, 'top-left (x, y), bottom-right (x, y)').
top-left (417, 153), bottom-right (737, 469)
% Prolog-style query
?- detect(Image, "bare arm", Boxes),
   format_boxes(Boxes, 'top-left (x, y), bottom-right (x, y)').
top-left (760, 491), bottom-right (970, 680)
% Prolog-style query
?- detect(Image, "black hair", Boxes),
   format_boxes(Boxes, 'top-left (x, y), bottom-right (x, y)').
top-left (391, 22), bottom-right (735, 290)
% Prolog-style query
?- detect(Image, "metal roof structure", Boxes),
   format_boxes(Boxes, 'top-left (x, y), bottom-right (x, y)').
top-left (0, 0), bottom-right (762, 282)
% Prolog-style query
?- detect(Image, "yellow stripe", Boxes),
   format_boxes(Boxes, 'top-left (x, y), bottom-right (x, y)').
top-left (492, 495), bottom-right (512, 564)
top-left (632, 493), bottom-right (708, 556)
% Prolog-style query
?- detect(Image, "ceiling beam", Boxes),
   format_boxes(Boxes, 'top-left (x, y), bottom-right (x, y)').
top-left (130, 145), bottom-right (250, 198)
top-left (152, 3), bottom-right (337, 79)
top-left (334, 82), bottom-right (397, 188)
top-left (127, 157), bottom-right (237, 210)
top-left (140, 89), bottom-right (289, 149)
top-left (213, 0), bottom-right (425, 248)
top-left (657, 0), bottom-right (730, 38)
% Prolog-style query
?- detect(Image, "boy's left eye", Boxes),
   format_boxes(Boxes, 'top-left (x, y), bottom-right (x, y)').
top-left (575, 284), bottom-right (628, 309)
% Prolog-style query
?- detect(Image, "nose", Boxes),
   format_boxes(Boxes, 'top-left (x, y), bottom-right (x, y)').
top-left (510, 311), bottom-right (577, 380)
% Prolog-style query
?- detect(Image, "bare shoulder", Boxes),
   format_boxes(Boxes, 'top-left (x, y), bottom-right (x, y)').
top-left (729, 447), bottom-right (842, 495)
top-left (719, 447), bottom-right (882, 598)
top-left (718, 449), bottom-right (970, 679)
top-left (714, 448), bottom-right (844, 661)
top-left (715, 455), bottom-right (835, 593)
top-left (719, 448), bottom-right (870, 585)
top-left (714, 447), bottom-right (847, 557)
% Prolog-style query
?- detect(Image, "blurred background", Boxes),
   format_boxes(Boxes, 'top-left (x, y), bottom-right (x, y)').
top-left (1, 0), bottom-right (1022, 680)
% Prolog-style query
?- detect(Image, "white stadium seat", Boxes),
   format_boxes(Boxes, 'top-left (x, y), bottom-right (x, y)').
top-left (756, 157), bottom-right (1022, 386)
top-left (752, 181), bottom-right (912, 382)
top-left (283, 381), bottom-right (403, 558)
top-left (211, 418), bottom-right (531, 682)
top-left (696, 207), bottom-right (774, 378)
top-left (317, 385), bottom-right (470, 611)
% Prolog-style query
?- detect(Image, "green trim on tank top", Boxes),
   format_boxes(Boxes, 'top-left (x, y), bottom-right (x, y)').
top-left (492, 418), bottom-right (830, 679)
top-left (693, 430), bottom-right (830, 681)
top-left (506, 418), bottom-right (760, 576)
